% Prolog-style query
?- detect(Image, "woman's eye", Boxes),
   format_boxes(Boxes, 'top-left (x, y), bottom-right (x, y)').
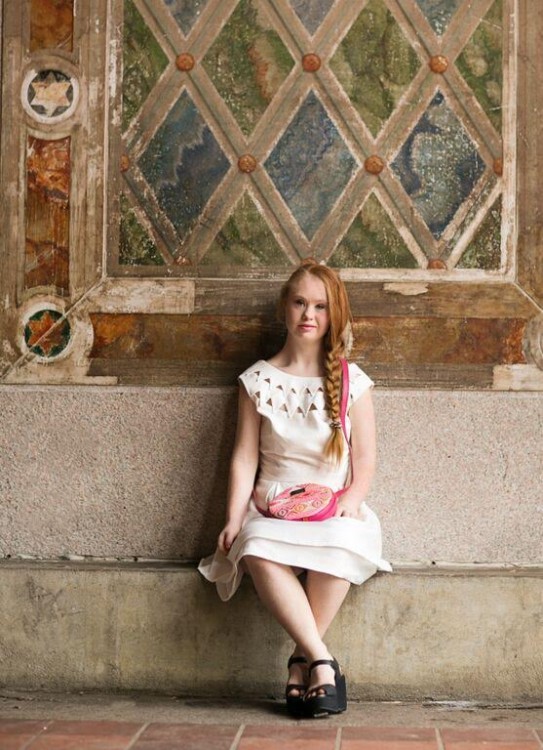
top-left (316, 304), bottom-right (326, 310)
top-left (294, 299), bottom-right (305, 306)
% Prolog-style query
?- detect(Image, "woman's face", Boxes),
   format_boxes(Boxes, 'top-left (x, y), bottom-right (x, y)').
top-left (285, 274), bottom-right (330, 343)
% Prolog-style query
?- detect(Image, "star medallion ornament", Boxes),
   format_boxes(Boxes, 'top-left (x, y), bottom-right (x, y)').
top-left (24, 309), bottom-right (71, 358)
top-left (28, 70), bottom-right (73, 118)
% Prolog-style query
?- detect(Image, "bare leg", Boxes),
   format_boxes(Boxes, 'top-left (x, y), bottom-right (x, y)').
top-left (305, 570), bottom-right (351, 638)
top-left (243, 556), bottom-right (333, 661)
top-left (243, 556), bottom-right (337, 695)
top-left (303, 571), bottom-right (351, 696)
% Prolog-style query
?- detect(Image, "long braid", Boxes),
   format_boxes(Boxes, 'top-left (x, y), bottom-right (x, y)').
top-left (278, 259), bottom-right (354, 465)
top-left (323, 340), bottom-right (346, 464)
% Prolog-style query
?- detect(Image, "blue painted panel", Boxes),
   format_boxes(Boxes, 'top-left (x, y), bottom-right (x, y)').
top-left (138, 90), bottom-right (230, 238)
top-left (163, 0), bottom-right (209, 36)
top-left (289, 0), bottom-right (335, 35)
top-left (415, 0), bottom-right (463, 35)
top-left (391, 92), bottom-right (486, 239)
top-left (265, 91), bottom-right (356, 239)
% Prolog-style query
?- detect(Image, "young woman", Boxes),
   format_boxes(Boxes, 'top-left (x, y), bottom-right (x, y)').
top-left (199, 259), bottom-right (391, 717)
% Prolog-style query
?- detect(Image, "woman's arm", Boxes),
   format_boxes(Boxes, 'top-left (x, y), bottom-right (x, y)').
top-left (217, 384), bottom-right (261, 552)
top-left (335, 389), bottom-right (376, 518)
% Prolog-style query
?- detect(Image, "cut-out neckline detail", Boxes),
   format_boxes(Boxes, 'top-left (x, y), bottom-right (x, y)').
top-left (261, 360), bottom-right (325, 379)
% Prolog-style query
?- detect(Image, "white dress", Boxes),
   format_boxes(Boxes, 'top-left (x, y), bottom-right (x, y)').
top-left (198, 360), bottom-right (392, 601)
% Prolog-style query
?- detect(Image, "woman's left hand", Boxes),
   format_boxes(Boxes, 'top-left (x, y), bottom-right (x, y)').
top-left (335, 490), bottom-right (363, 518)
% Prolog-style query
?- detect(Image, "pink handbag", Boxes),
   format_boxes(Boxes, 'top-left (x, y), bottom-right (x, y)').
top-left (258, 359), bottom-right (351, 522)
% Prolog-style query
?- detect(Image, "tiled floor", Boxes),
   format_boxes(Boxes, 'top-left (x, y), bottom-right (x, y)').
top-left (1, 721), bottom-right (542, 750)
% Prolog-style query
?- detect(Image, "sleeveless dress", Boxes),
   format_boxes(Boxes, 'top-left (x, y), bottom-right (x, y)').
top-left (198, 360), bottom-right (392, 601)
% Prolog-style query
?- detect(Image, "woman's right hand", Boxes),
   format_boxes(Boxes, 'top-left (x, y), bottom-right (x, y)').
top-left (217, 521), bottom-right (242, 554)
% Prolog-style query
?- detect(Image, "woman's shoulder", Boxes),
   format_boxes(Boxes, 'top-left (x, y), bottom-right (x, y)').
top-left (239, 360), bottom-right (267, 380)
top-left (238, 360), bottom-right (269, 397)
top-left (346, 361), bottom-right (374, 403)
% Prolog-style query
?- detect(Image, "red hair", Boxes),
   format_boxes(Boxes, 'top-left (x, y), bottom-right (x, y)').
top-left (278, 259), bottom-right (353, 463)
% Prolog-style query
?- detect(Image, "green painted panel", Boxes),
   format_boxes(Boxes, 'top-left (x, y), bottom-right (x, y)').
top-left (202, 0), bottom-right (295, 136)
top-left (330, 193), bottom-right (418, 268)
top-left (457, 0), bottom-right (503, 133)
top-left (330, 0), bottom-right (420, 137)
top-left (122, 0), bottom-right (168, 132)
top-left (119, 194), bottom-right (165, 265)
top-left (201, 193), bottom-right (288, 266)
top-left (458, 197), bottom-right (502, 270)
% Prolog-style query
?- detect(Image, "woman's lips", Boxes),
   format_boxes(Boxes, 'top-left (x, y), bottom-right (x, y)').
top-left (298, 324), bottom-right (316, 331)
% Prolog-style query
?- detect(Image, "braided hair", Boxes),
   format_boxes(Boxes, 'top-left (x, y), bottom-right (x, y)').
top-left (278, 259), bottom-right (353, 464)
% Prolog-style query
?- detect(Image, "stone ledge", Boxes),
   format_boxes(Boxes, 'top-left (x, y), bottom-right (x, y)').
top-left (1, 558), bottom-right (543, 576)
top-left (1, 563), bottom-right (541, 702)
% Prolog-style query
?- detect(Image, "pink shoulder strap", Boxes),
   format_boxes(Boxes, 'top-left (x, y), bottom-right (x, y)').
top-left (339, 357), bottom-right (349, 438)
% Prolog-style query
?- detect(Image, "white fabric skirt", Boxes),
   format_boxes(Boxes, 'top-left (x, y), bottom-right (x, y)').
top-left (198, 500), bottom-right (392, 601)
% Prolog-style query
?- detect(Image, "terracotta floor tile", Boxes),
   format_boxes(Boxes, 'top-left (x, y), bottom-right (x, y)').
top-left (441, 728), bottom-right (536, 742)
top-left (0, 738), bottom-right (39, 750)
top-left (440, 744), bottom-right (540, 750)
top-left (24, 722), bottom-right (143, 750)
top-left (25, 738), bottom-right (136, 750)
top-left (0, 721), bottom-right (50, 735)
top-left (342, 726), bottom-right (436, 741)
top-left (0, 720), bottom-right (50, 750)
top-left (533, 730), bottom-right (543, 742)
top-left (131, 722), bottom-right (240, 750)
top-left (238, 724), bottom-right (337, 750)
top-left (43, 722), bottom-right (142, 737)
top-left (341, 725), bottom-right (438, 749)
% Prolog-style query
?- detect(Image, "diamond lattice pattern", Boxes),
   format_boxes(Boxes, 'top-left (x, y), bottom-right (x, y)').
top-left (119, 0), bottom-right (508, 272)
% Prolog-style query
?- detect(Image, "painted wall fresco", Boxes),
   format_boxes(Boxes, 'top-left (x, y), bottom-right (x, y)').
top-left (457, 0), bottom-right (503, 133)
top-left (391, 92), bottom-right (486, 240)
top-left (138, 90), bottom-right (231, 237)
top-left (5, 0), bottom-right (535, 390)
top-left (25, 136), bottom-right (70, 295)
top-left (30, 0), bottom-right (74, 52)
top-left (164, 0), bottom-right (209, 36)
top-left (330, 0), bottom-right (420, 137)
top-left (202, 193), bottom-right (286, 266)
top-left (123, 0), bottom-right (168, 132)
top-left (265, 91), bottom-right (357, 240)
top-left (118, 0), bottom-right (507, 273)
top-left (415, 0), bottom-right (463, 36)
top-left (289, 0), bottom-right (335, 35)
top-left (330, 193), bottom-right (417, 269)
top-left (202, 0), bottom-right (295, 136)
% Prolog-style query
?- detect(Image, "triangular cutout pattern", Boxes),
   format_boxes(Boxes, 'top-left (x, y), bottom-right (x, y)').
top-left (242, 368), bottom-right (327, 417)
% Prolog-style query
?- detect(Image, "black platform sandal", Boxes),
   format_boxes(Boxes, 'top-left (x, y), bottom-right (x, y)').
top-left (304, 658), bottom-right (347, 717)
top-left (285, 655), bottom-right (308, 717)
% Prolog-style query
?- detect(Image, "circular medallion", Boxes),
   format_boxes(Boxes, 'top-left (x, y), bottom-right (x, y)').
top-left (429, 55), bottom-right (449, 74)
top-left (364, 155), bottom-right (385, 175)
top-left (493, 158), bottom-right (504, 176)
top-left (22, 69), bottom-right (79, 124)
top-left (23, 309), bottom-right (71, 359)
top-left (302, 53), bottom-right (321, 72)
top-left (176, 53), bottom-right (195, 72)
top-left (428, 258), bottom-right (447, 270)
top-left (238, 154), bottom-right (257, 173)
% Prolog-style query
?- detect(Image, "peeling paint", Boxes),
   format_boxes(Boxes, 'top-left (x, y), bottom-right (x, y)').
top-left (383, 283), bottom-right (429, 296)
